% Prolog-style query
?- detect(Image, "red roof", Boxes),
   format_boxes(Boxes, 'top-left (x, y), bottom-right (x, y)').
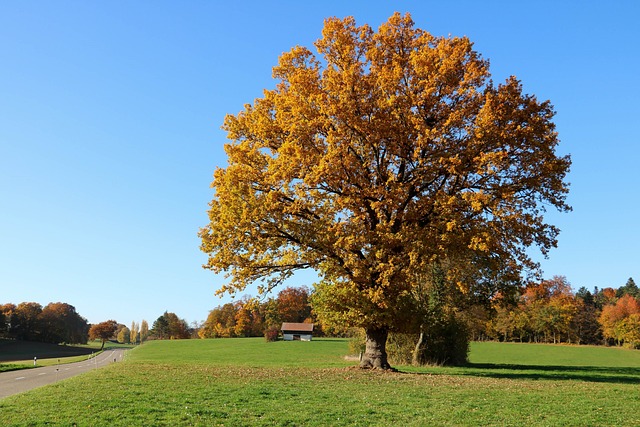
top-left (281, 322), bottom-right (314, 332)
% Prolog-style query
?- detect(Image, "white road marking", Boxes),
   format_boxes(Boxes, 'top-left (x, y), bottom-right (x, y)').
top-left (15, 377), bottom-right (25, 380)
top-left (38, 373), bottom-right (47, 376)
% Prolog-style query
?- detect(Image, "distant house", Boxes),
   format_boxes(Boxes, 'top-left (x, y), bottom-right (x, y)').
top-left (281, 322), bottom-right (314, 341)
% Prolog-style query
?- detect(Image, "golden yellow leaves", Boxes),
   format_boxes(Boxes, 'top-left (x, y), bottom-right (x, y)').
top-left (201, 12), bottom-right (571, 333)
top-left (469, 235), bottom-right (491, 253)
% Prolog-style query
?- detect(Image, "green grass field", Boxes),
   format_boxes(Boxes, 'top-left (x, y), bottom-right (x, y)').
top-left (1, 339), bottom-right (639, 426)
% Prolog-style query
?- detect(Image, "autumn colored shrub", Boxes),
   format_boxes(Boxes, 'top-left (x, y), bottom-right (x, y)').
top-left (263, 325), bottom-right (280, 342)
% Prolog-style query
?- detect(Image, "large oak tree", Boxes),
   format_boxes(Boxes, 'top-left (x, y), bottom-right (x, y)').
top-left (200, 13), bottom-right (571, 368)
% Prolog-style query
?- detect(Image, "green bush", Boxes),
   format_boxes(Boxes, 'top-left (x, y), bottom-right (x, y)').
top-left (386, 333), bottom-right (417, 365)
top-left (413, 314), bottom-right (470, 366)
top-left (347, 328), bottom-right (366, 356)
top-left (387, 314), bottom-right (470, 367)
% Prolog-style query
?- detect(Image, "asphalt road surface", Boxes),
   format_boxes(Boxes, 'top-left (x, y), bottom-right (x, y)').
top-left (0, 348), bottom-right (127, 399)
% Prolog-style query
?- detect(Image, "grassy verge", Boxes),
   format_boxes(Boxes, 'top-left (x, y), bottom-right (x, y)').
top-left (1, 353), bottom-right (99, 371)
top-left (0, 340), bottom-right (135, 372)
top-left (0, 363), bottom-right (31, 373)
top-left (1, 339), bottom-right (639, 426)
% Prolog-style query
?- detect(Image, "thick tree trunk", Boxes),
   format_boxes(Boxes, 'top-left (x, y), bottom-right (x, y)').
top-left (360, 327), bottom-right (391, 370)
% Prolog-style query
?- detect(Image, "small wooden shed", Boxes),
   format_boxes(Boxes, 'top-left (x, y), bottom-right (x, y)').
top-left (281, 322), bottom-right (314, 341)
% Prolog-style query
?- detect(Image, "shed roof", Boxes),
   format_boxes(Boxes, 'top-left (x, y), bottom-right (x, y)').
top-left (281, 322), bottom-right (314, 332)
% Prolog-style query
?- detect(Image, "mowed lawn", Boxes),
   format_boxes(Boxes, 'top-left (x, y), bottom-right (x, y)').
top-left (1, 339), bottom-right (639, 426)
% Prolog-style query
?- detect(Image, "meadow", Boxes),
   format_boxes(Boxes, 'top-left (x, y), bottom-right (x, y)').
top-left (1, 338), bottom-right (639, 426)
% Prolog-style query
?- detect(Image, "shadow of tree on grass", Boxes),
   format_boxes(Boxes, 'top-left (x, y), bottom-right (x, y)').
top-left (451, 363), bottom-right (640, 384)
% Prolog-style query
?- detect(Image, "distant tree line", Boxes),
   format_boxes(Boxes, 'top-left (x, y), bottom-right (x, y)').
top-left (196, 278), bottom-right (640, 353)
top-left (88, 312), bottom-right (196, 345)
top-left (150, 311), bottom-right (191, 339)
top-left (0, 302), bottom-right (89, 344)
top-left (117, 320), bottom-right (150, 344)
top-left (88, 319), bottom-right (151, 347)
top-left (0, 302), bottom-right (203, 346)
top-left (199, 286), bottom-right (319, 339)
top-left (463, 276), bottom-right (640, 348)
top-left (374, 276), bottom-right (640, 365)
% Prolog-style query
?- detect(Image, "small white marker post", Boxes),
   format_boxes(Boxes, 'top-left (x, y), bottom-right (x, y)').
top-left (33, 357), bottom-right (37, 367)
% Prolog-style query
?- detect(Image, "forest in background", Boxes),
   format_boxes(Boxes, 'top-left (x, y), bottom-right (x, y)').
top-left (198, 277), bottom-right (640, 350)
top-left (3, 277), bottom-right (638, 350)
top-left (0, 302), bottom-right (89, 344)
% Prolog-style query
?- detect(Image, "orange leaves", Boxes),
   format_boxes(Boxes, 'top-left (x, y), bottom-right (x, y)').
top-left (276, 286), bottom-right (312, 323)
top-left (493, 277), bottom-right (581, 343)
top-left (89, 320), bottom-right (118, 344)
top-left (603, 294), bottom-right (640, 322)
top-left (598, 294), bottom-right (640, 345)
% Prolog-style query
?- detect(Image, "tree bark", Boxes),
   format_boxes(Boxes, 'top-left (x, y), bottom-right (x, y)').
top-left (360, 327), bottom-right (392, 369)
top-left (412, 331), bottom-right (425, 366)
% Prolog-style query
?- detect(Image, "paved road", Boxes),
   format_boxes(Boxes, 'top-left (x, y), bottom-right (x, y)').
top-left (0, 348), bottom-right (127, 399)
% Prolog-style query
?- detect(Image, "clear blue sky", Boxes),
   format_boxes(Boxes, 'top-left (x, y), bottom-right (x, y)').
top-left (1, 1), bottom-right (638, 327)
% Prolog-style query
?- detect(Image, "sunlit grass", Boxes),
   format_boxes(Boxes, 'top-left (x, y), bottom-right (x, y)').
top-left (127, 337), bottom-right (351, 368)
top-left (1, 339), bottom-right (639, 426)
top-left (469, 341), bottom-right (640, 367)
top-left (0, 363), bottom-right (31, 373)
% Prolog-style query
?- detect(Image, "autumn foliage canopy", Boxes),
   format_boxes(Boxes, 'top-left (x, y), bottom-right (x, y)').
top-left (200, 13), bottom-right (571, 368)
top-left (88, 320), bottom-right (118, 350)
